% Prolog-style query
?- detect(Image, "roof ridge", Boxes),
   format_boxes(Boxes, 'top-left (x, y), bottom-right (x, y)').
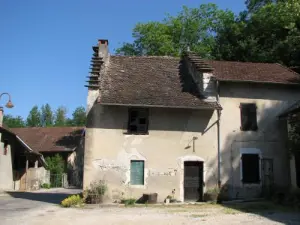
top-left (112, 54), bottom-right (292, 66)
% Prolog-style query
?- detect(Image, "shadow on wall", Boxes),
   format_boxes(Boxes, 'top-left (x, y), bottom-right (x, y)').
top-left (205, 98), bottom-right (299, 223)
top-left (86, 104), bottom-right (215, 133)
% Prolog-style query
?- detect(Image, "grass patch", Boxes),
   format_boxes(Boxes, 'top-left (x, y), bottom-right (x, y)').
top-left (190, 214), bottom-right (208, 218)
top-left (222, 208), bottom-right (240, 215)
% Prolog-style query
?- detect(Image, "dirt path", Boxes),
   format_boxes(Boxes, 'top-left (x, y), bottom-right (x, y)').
top-left (2, 201), bottom-right (300, 225)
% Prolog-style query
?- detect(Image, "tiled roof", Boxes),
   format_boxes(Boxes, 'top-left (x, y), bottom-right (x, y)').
top-left (10, 127), bottom-right (84, 152)
top-left (100, 56), bottom-right (222, 109)
top-left (98, 55), bottom-right (300, 108)
top-left (208, 60), bottom-right (300, 84)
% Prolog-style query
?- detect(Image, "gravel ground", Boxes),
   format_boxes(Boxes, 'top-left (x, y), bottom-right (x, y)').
top-left (2, 205), bottom-right (300, 225)
top-left (1, 190), bottom-right (299, 225)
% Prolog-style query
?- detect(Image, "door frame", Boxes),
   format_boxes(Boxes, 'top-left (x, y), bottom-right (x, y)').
top-left (178, 155), bottom-right (205, 202)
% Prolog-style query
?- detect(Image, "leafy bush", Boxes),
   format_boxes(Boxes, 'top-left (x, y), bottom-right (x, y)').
top-left (121, 198), bottom-right (136, 206)
top-left (41, 183), bottom-right (51, 189)
top-left (61, 195), bottom-right (83, 208)
top-left (83, 180), bottom-right (108, 204)
top-left (45, 154), bottom-right (66, 187)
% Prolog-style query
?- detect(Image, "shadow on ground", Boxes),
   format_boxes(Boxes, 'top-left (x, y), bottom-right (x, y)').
top-left (5, 190), bottom-right (81, 205)
top-left (221, 201), bottom-right (300, 224)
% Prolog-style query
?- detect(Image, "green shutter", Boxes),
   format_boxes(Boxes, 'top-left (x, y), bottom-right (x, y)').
top-left (130, 161), bottom-right (144, 185)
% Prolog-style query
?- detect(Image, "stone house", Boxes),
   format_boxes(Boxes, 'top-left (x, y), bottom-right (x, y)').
top-left (84, 39), bottom-right (300, 202)
top-left (11, 127), bottom-right (85, 188)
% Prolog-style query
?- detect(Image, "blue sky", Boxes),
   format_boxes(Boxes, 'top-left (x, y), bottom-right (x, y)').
top-left (0, 0), bottom-right (246, 119)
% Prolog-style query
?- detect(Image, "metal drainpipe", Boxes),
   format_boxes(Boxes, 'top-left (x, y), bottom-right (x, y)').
top-left (216, 80), bottom-right (222, 189)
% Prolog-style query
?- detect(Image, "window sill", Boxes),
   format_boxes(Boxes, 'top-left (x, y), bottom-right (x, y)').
top-left (241, 182), bottom-right (261, 186)
top-left (123, 132), bottom-right (149, 135)
top-left (129, 184), bottom-right (146, 189)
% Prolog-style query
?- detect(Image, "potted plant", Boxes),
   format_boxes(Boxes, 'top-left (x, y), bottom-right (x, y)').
top-left (165, 195), bottom-right (172, 204)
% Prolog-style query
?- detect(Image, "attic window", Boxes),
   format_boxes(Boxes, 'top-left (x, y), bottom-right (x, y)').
top-left (240, 103), bottom-right (258, 131)
top-left (127, 108), bottom-right (149, 134)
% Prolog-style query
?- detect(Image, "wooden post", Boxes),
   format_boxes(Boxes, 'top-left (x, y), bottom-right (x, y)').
top-left (25, 157), bottom-right (29, 190)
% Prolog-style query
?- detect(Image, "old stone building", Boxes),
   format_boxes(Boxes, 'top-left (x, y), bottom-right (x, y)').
top-left (84, 39), bottom-right (300, 202)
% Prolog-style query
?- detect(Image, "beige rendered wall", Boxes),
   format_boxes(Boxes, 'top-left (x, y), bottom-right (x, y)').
top-left (219, 82), bottom-right (300, 199)
top-left (0, 133), bottom-right (14, 191)
top-left (84, 105), bottom-right (219, 202)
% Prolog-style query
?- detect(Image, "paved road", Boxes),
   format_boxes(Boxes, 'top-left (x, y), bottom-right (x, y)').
top-left (0, 188), bottom-right (81, 223)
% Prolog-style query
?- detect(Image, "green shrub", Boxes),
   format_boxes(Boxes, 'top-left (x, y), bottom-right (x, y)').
top-left (41, 183), bottom-right (51, 189)
top-left (61, 195), bottom-right (83, 208)
top-left (121, 198), bottom-right (136, 206)
top-left (83, 180), bottom-right (108, 204)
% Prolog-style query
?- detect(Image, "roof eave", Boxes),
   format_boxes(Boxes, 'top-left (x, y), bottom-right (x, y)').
top-left (99, 102), bottom-right (222, 110)
top-left (218, 79), bottom-right (300, 86)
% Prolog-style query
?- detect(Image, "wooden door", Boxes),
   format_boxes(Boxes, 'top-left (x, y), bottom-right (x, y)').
top-left (184, 161), bottom-right (203, 201)
top-left (261, 158), bottom-right (274, 198)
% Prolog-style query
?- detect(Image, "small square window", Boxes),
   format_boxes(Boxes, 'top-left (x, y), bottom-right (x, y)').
top-left (241, 154), bottom-right (260, 184)
top-left (240, 103), bottom-right (258, 131)
top-left (127, 108), bottom-right (149, 134)
top-left (130, 160), bottom-right (144, 185)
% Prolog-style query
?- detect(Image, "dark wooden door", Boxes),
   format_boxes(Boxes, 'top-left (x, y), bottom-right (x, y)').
top-left (261, 158), bottom-right (274, 198)
top-left (184, 161), bottom-right (203, 201)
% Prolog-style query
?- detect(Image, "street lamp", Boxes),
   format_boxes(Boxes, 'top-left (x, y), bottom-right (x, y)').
top-left (0, 92), bottom-right (14, 127)
top-left (0, 92), bottom-right (14, 109)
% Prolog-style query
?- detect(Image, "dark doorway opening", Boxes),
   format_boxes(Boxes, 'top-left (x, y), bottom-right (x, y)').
top-left (184, 161), bottom-right (203, 202)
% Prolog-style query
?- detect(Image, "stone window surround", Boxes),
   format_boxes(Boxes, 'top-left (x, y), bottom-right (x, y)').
top-left (240, 148), bottom-right (262, 186)
top-left (177, 155), bottom-right (206, 202)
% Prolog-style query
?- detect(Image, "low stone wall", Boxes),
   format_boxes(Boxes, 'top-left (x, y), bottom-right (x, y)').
top-left (25, 167), bottom-right (50, 191)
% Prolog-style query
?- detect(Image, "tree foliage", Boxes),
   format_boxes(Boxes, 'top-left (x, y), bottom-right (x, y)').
top-left (54, 106), bottom-right (68, 127)
top-left (4, 105), bottom-right (86, 128)
top-left (116, 4), bottom-right (235, 58)
top-left (41, 103), bottom-right (53, 127)
top-left (71, 106), bottom-right (86, 126)
top-left (116, 1), bottom-right (300, 68)
top-left (45, 154), bottom-right (66, 174)
top-left (26, 105), bottom-right (41, 127)
top-left (3, 115), bottom-right (25, 128)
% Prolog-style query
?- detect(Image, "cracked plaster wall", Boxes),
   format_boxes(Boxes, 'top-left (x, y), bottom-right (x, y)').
top-left (84, 105), bottom-right (219, 202)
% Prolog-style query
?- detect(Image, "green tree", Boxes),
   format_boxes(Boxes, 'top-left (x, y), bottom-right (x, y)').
top-left (3, 115), bottom-right (25, 128)
top-left (71, 106), bottom-right (86, 126)
top-left (41, 103), bottom-right (54, 127)
top-left (54, 106), bottom-right (67, 127)
top-left (215, 0), bottom-right (300, 67)
top-left (45, 154), bottom-right (66, 187)
top-left (26, 105), bottom-right (41, 127)
top-left (116, 4), bottom-right (234, 58)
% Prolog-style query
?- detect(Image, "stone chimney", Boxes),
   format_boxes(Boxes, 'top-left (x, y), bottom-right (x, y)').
top-left (85, 39), bottom-right (110, 116)
top-left (98, 39), bottom-right (109, 58)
